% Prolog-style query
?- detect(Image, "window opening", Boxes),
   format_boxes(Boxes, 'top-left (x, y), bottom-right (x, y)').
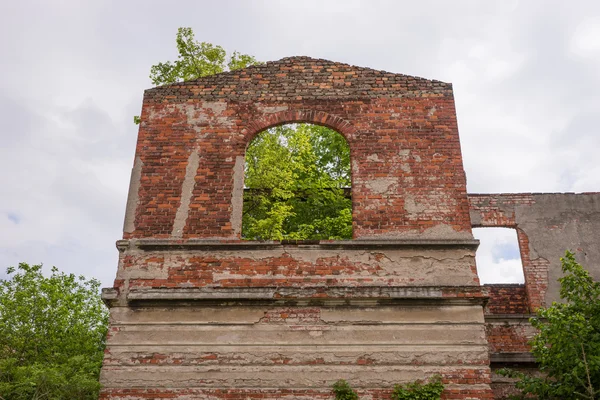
top-left (473, 227), bottom-right (524, 284)
top-left (243, 123), bottom-right (351, 240)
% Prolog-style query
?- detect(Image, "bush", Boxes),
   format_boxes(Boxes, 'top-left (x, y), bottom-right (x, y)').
top-left (332, 376), bottom-right (444, 400)
top-left (391, 375), bottom-right (444, 400)
top-left (332, 379), bottom-right (359, 400)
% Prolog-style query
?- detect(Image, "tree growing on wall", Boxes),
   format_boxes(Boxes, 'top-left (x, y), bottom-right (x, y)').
top-left (0, 263), bottom-right (109, 399)
top-left (134, 27), bottom-right (259, 124)
top-left (500, 251), bottom-right (600, 399)
top-left (141, 28), bottom-right (353, 240)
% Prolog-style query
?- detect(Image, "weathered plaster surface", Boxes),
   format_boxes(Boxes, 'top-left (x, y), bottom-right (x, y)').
top-left (101, 304), bottom-right (489, 391)
top-left (229, 156), bottom-right (245, 236)
top-left (172, 150), bottom-right (200, 238)
top-left (122, 156), bottom-right (143, 234)
top-left (517, 194), bottom-right (600, 304)
top-left (113, 246), bottom-right (480, 289)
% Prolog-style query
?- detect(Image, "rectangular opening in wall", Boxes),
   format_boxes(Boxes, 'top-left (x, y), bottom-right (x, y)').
top-left (473, 227), bottom-right (524, 284)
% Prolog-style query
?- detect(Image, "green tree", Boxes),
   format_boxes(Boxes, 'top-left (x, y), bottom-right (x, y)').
top-left (500, 251), bottom-right (600, 399)
top-left (0, 263), bottom-right (109, 399)
top-left (134, 27), bottom-right (259, 124)
top-left (243, 123), bottom-right (352, 240)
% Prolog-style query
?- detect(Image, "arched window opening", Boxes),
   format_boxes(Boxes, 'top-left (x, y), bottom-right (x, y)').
top-left (473, 227), bottom-right (525, 284)
top-left (243, 123), bottom-right (351, 241)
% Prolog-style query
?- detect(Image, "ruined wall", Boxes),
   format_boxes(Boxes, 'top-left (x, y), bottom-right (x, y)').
top-left (101, 57), bottom-right (495, 399)
top-left (102, 57), bottom-right (600, 399)
top-left (469, 193), bottom-right (600, 309)
top-left (470, 194), bottom-right (600, 399)
top-left (102, 56), bottom-right (600, 399)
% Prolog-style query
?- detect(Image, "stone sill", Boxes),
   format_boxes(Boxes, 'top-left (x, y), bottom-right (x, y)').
top-left (116, 238), bottom-right (480, 252)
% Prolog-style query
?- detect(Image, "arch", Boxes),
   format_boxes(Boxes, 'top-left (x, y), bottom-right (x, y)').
top-left (241, 119), bottom-right (354, 241)
top-left (243, 109), bottom-right (358, 147)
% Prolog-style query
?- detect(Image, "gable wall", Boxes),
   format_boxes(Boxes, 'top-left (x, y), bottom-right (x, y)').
top-left (124, 58), bottom-right (472, 240)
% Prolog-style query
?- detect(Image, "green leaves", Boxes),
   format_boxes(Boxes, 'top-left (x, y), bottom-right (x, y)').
top-left (133, 27), bottom-right (259, 125)
top-left (228, 51), bottom-right (259, 72)
top-left (499, 251), bottom-right (600, 399)
top-left (332, 379), bottom-right (359, 400)
top-left (391, 375), bottom-right (444, 400)
top-left (242, 124), bottom-right (352, 241)
top-left (331, 376), bottom-right (444, 400)
top-left (0, 263), bottom-right (108, 399)
top-left (0, 357), bottom-right (102, 400)
top-left (149, 27), bottom-right (259, 87)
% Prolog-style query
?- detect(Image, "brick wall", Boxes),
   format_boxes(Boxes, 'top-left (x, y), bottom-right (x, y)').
top-left (100, 388), bottom-right (494, 399)
top-left (485, 322), bottom-right (533, 354)
top-left (484, 285), bottom-right (529, 315)
top-left (126, 57), bottom-right (473, 240)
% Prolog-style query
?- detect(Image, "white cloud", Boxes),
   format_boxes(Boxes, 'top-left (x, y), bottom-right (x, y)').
top-left (570, 17), bottom-right (600, 58)
top-left (473, 228), bottom-right (525, 284)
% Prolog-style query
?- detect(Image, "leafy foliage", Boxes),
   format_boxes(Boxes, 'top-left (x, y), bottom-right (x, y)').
top-left (243, 123), bottom-right (352, 240)
top-left (391, 375), bottom-right (444, 400)
top-left (332, 379), bottom-right (359, 400)
top-left (0, 263), bottom-right (109, 399)
top-left (331, 376), bottom-right (444, 400)
top-left (134, 27), bottom-right (259, 123)
top-left (149, 27), bottom-right (259, 86)
top-left (499, 251), bottom-right (600, 399)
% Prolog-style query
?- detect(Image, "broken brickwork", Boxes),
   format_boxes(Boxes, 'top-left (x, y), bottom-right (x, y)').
top-left (101, 57), bottom-right (600, 399)
top-left (468, 192), bottom-right (600, 398)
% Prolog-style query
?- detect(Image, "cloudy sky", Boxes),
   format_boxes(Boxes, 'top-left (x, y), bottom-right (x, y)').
top-left (1, 0), bottom-right (599, 286)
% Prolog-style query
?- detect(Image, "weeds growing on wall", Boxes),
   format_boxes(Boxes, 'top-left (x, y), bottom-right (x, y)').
top-left (332, 376), bottom-right (444, 400)
top-left (391, 375), bottom-right (444, 400)
top-left (332, 379), bottom-right (359, 400)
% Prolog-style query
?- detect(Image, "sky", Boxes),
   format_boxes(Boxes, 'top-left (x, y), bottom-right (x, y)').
top-left (1, 0), bottom-right (599, 287)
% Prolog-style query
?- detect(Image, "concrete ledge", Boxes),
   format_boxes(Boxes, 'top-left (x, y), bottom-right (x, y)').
top-left (102, 287), bottom-right (119, 301)
top-left (116, 238), bottom-right (480, 252)
top-left (102, 286), bottom-right (488, 307)
top-left (127, 286), bottom-right (445, 300)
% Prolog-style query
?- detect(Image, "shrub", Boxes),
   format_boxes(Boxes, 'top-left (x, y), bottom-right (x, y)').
top-left (332, 379), bottom-right (359, 400)
top-left (391, 375), bottom-right (444, 400)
